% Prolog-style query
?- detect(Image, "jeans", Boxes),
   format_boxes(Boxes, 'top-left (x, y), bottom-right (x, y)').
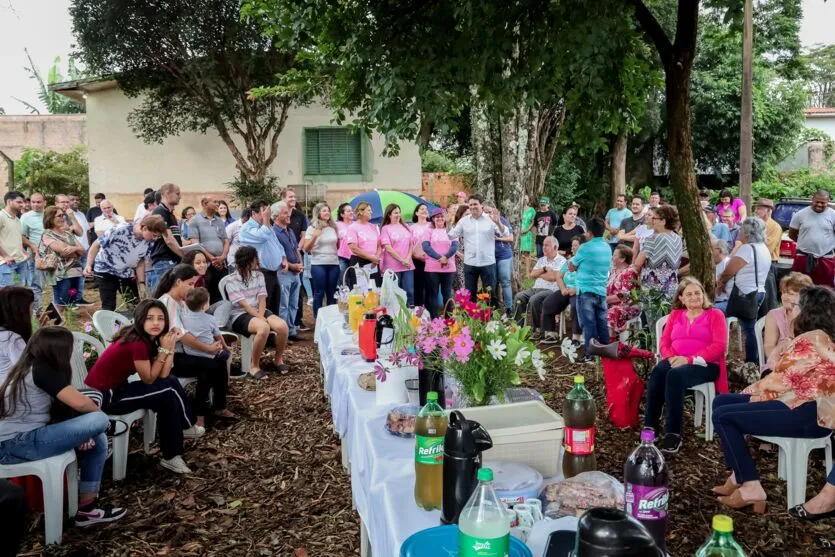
top-left (95, 273), bottom-right (139, 311)
top-left (536, 243), bottom-right (544, 258)
top-left (412, 259), bottom-right (426, 308)
top-left (77, 254), bottom-right (87, 299)
top-left (301, 253), bottom-right (313, 301)
top-left (714, 299), bottom-right (728, 314)
top-left (102, 376), bottom-right (195, 459)
top-left (541, 291), bottom-right (580, 334)
top-left (577, 292), bottom-right (610, 354)
top-left (147, 259), bottom-right (177, 295)
top-left (338, 257), bottom-right (351, 279)
top-left (394, 270), bottom-right (415, 306)
top-left (311, 264), bottom-right (339, 318)
top-left (513, 288), bottom-right (550, 327)
top-left (25, 258), bottom-right (44, 310)
top-left (0, 260), bottom-right (26, 287)
top-left (740, 292), bottom-right (766, 364)
top-left (53, 276), bottom-right (83, 306)
top-left (173, 353), bottom-right (229, 416)
top-left (424, 272), bottom-right (455, 317)
top-left (278, 271), bottom-right (301, 336)
top-left (495, 257), bottom-right (513, 312)
top-left (645, 360), bottom-right (720, 437)
top-left (713, 394), bottom-right (835, 484)
top-left (0, 412), bottom-right (110, 494)
top-left (263, 269), bottom-right (280, 315)
top-left (463, 264), bottom-right (496, 303)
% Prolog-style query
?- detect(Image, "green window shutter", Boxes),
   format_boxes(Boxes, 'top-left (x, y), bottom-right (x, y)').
top-left (304, 128), bottom-right (362, 175)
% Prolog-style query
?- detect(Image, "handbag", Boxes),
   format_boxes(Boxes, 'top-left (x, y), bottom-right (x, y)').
top-left (35, 231), bottom-right (61, 272)
top-left (726, 245), bottom-right (761, 321)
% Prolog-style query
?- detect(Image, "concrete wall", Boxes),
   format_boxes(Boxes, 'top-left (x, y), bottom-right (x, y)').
top-left (0, 114), bottom-right (86, 189)
top-left (85, 88), bottom-right (421, 216)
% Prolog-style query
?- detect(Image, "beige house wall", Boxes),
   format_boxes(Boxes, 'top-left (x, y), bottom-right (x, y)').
top-left (85, 88), bottom-right (421, 216)
top-left (0, 114), bottom-right (86, 190)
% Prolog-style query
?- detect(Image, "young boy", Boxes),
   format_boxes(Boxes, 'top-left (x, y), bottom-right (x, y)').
top-left (175, 287), bottom-right (235, 426)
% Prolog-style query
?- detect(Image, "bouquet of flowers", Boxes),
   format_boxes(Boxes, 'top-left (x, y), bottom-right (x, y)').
top-left (407, 289), bottom-right (547, 406)
top-left (374, 303), bottom-right (426, 382)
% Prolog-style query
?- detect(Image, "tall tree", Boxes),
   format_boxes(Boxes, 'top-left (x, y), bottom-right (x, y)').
top-left (71, 0), bottom-right (315, 183)
top-left (804, 44), bottom-right (835, 108)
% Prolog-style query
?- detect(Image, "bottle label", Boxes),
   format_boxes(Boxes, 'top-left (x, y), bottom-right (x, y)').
top-left (564, 427), bottom-right (595, 455)
top-left (415, 435), bottom-right (444, 465)
top-left (624, 483), bottom-right (669, 520)
top-left (459, 532), bottom-right (510, 557)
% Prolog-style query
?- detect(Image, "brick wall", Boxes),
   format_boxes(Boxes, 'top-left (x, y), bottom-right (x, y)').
top-left (421, 172), bottom-right (469, 207)
top-left (0, 115), bottom-right (87, 190)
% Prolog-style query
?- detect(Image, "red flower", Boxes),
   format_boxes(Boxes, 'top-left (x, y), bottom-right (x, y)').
top-left (69, 288), bottom-right (78, 297)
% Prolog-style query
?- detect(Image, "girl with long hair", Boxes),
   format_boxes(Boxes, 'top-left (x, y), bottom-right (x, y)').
top-left (346, 201), bottom-right (381, 287)
top-left (421, 208), bottom-right (459, 317)
top-left (379, 203), bottom-right (415, 304)
top-left (302, 203), bottom-right (340, 318)
top-left (410, 203), bottom-right (431, 308)
top-left (216, 200), bottom-right (234, 226)
top-left (335, 203), bottom-right (355, 276)
top-left (85, 299), bottom-right (202, 474)
top-left (0, 327), bottom-right (127, 525)
top-left (0, 287), bottom-right (34, 382)
top-left (181, 250), bottom-right (209, 289)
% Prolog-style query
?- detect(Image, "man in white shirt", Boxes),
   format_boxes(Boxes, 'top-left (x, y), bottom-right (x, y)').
top-left (789, 189), bottom-right (835, 286)
top-left (133, 188), bottom-right (156, 222)
top-left (449, 194), bottom-right (508, 302)
top-left (512, 236), bottom-right (566, 327)
top-left (94, 200), bottom-right (127, 237)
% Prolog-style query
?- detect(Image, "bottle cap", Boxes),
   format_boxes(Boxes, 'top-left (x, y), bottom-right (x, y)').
top-left (427, 391), bottom-right (438, 401)
top-left (640, 428), bottom-right (655, 443)
top-left (712, 515), bottom-right (733, 533)
top-left (477, 468), bottom-right (493, 482)
top-left (574, 375), bottom-right (585, 384)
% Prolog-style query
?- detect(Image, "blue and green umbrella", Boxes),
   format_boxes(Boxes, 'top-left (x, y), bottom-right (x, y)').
top-left (347, 190), bottom-right (439, 224)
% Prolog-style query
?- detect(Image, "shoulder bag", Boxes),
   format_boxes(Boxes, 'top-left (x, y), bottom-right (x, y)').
top-left (726, 244), bottom-right (761, 321)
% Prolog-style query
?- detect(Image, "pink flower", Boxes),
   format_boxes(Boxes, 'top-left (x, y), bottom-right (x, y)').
top-left (69, 288), bottom-right (78, 298)
top-left (452, 332), bottom-right (474, 363)
top-left (83, 321), bottom-right (93, 333)
top-left (374, 361), bottom-right (387, 383)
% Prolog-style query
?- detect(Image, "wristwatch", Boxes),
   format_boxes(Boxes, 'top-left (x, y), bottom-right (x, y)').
top-left (159, 347), bottom-right (172, 355)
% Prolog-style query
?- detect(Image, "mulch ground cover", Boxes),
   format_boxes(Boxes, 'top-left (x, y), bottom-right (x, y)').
top-left (19, 308), bottom-right (824, 556)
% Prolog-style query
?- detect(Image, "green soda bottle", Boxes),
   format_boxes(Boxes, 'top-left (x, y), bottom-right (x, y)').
top-left (414, 391), bottom-right (447, 510)
top-left (695, 515), bottom-right (748, 556)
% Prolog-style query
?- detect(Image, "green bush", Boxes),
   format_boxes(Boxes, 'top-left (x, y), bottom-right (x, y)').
top-left (421, 150), bottom-right (456, 173)
top-left (753, 169), bottom-right (835, 200)
top-left (13, 146), bottom-right (89, 207)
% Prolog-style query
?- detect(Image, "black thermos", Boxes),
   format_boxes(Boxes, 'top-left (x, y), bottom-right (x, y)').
top-left (418, 367), bottom-right (445, 409)
top-left (440, 411), bottom-right (493, 525)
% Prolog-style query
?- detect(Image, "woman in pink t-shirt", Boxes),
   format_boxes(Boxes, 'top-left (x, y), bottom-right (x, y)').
top-left (346, 201), bottom-right (381, 287)
top-left (380, 203), bottom-right (416, 305)
top-left (716, 188), bottom-right (747, 225)
top-left (410, 203), bottom-right (431, 308)
top-left (421, 208), bottom-right (459, 317)
top-left (335, 203), bottom-right (355, 276)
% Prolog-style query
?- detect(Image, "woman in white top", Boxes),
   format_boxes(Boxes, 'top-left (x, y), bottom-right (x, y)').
top-left (716, 217), bottom-right (772, 363)
top-left (301, 203), bottom-right (340, 318)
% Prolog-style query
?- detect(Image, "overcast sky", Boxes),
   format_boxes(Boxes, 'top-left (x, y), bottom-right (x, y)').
top-left (0, 0), bottom-right (833, 114)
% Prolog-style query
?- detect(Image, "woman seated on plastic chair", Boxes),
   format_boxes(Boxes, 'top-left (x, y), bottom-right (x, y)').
top-left (85, 299), bottom-right (204, 475)
top-left (711, 286), bottom-right (835, 517)
top-left (760, 272), bottom-right (813, 377)
top-left (644, 277), bottom-right (729, 454)
top-left (0, 327), bottom-right (127, 526)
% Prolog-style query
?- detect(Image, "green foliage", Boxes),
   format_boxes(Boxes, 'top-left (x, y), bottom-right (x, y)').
top-left (802, 128), bottom-right (835, 161)
top-left (752, 169), bottom-right (835, 200)
top-left (803, 44), bottom-right (835, 108)
top-left (15, 49), bottom-right (86, 115)
top-left (225, 175), bottom-right (280, 208)
top-left (543, 151), bottom-right (582, 212)
top-left (13, 147), bottom-right (89, 205)
top-left (421, 150), bottom-right (473, 175)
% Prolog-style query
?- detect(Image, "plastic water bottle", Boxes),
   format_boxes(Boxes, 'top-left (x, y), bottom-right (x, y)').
top-left (695, 515), bottom-right (747, 556)
top-left (562, 375), bottom-right (597, 478)
top-left (624, 428), bottom-right (669, 553)
top-left (458, 468), bottom-right (510, 557)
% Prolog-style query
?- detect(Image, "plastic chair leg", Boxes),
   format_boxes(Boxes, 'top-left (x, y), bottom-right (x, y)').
top-left (704, 387), bottom-right (715, 441)
top-left (826, 440), bottom-right (833, 475)
top-left (241, 337), bottom-right (253, 374)
top-left (777, 445), bottom-right (787, 480)
top-left (143, 411), bottom-right (157, 454)
top-left (66, 459), bottom-right (78, 517)
top-left (789, 447), bottom-right (812, 508)
top-left (41, 467), bottom-right (67, 544)
top-left (693, 390), bottom-right (704, 428)
top-left (112, 427), bottom-right (130, 481)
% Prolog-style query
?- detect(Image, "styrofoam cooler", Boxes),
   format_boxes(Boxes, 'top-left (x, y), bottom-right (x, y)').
top-left (453, 401), bottom-right (564, 477)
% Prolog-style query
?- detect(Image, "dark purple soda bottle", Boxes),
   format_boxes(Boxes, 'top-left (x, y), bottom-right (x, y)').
top-left (624, 428), bottom-right (669, 553)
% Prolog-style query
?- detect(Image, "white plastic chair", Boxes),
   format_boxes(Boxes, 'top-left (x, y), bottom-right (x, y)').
top-left (754, 316), bottom-right (767, 369)
top-left (752, 434), bottom-right (833, 509)
top-left (92, 310), bottom-right (132, 346)
top-left (0, 451), bottom-right (78, 544)
top-left (71, 332), bottom-right (156, 481)
top-left (655, 314), bottom-right (726, 441)
top-left (619, 315), bottom-right (643, 343)
top-left (219, 275), bottom-right (252, 373)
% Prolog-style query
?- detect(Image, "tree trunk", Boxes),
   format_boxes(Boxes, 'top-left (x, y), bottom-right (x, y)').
top-left (611, 130), bottom-right (628, 204)
top-left (666, 64), bottom-right (713, 292)
top-left (471, 102), bottom-right (501, 204)
top-left (739, 0), bottom-right (754, 208)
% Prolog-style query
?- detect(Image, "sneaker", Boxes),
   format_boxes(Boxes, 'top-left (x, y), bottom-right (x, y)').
top-left (74, 501), bottom-right (127, 527)
top-left (183, 425), bottom-right (205, 439)
top-left (582, 356), bottom-right (595, 364)
top-left (287, 334), bottom-right (302, 342)
top-left (540, 332), bottom-right (560, 344)
top-left (297, 325), bottom-right (312, 332)
top-left (661, 434), bottom-right (682, 454)
top-left (75, 298), bottom-right (95, 306)
top-left (530, 330), bottom-right (542, 340)
top-left (160, 455), bottom-right (192, 474)
top-left (230, 364), bottom-right (246, 379)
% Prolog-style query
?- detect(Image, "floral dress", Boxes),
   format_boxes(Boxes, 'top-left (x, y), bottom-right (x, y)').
top-left (639, 231), bottom-right (682, 299)
top-left (606, 265), bottom-right (641, 333)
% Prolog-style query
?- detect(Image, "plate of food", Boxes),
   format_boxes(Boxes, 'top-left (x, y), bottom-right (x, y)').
top-left (358, 372), bottom-right (376, 391)
top-left (385, 404), bottom-right (420, 438)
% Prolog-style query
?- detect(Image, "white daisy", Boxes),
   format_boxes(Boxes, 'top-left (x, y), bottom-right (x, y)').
top-left (515, 348), bottom-right (531, 366)
top-left (531, 349), bottom-right (546, 379)
top-left (485, 321), bottom-right (501, 334)
top-left (487, 339), bottom-right (508, 361)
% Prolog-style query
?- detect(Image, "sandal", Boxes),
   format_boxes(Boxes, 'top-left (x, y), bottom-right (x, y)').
top-left (712, 477), bottom-right (740, 497)
top-left (276, 364), bottom-right (291, 375)
top-left (247, 370), bottom-right (267, 380)
top-left (717, 489), bottom-right (767, 514)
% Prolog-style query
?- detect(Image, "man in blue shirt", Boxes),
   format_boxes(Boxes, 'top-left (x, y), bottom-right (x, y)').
top-left (704, 205), bottom-right (730, 243)
top-left (272, 201), bottom-right (303, 340)
top-left (604, 195), bottom-right (631, 252)
top-left (569, 217), bottom-right (612, 361)
top-left (240, 200), bottom-right (286, 315)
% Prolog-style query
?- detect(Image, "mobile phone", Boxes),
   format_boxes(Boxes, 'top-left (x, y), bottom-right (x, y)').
top-left (44, 302), bottom-right (63, 326)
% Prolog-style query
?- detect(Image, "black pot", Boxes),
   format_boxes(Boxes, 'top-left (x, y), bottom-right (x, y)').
top-left (571, 508), bottom-right (663, 557)
top-left (418, 367), bottom-right (445, 408)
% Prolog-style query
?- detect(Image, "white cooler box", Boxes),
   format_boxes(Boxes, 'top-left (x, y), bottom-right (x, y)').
top-left (454, 401), bottom-right (564, 477)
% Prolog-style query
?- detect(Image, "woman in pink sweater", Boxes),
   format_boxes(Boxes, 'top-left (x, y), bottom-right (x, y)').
top-left (645, 277), bottom-right (729, 453)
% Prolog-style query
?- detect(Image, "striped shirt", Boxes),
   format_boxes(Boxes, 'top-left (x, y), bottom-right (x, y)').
top-left (572, 237), bottom-right (611, 296)
top-left (225, 270), bottom-right (267, 322)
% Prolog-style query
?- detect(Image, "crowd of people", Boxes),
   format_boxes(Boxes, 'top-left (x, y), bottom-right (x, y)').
top-left (0, 184), bottom-right (833, 548)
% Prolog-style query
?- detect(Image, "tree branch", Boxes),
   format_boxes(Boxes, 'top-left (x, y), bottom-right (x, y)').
top-left (626, 0), bottom-right (673, 66)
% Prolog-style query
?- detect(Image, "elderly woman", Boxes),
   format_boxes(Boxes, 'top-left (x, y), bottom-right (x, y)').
top-left (715, 217), bottom-right (771, 363)
top-left (761, 272), bottom-right (813, 375)
top-left (39, 205), bottom-right (87, 307)
top-left (645, 277), bottom-right (729, 453)
top-left (606, 245), bottom-right (640, 337)
top-left (711, 286), bottom-right (835, 515)
top-left (633, 205), bottom-right (682, 300)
